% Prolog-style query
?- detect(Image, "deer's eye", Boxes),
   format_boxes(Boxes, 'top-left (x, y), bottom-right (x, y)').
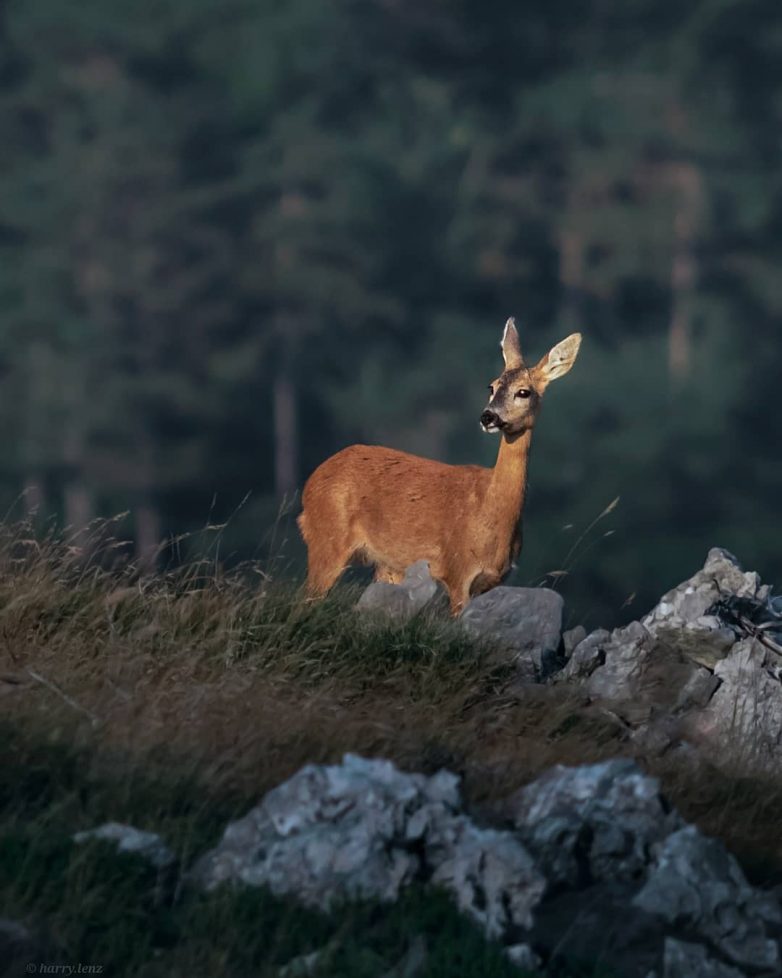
top-left (488, 385), bottom-right (495, 396)
top-left (515, 389), bottom-right (531, 399)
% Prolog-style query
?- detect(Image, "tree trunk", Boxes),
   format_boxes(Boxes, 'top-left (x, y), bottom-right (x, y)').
top-left (62, 363), bottom-right (94, 550)
top-left (559, 226), bottom-right (584, 331)
top-left (668, 164), bottom-right (700, 383)
top-left (23, 476), bottom-right (46, 521)
top-left (64, 481), bottom-right (94, 549)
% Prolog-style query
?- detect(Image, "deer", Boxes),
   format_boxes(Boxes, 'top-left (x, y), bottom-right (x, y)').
top-left (297, 319), bottom-right (581, 615)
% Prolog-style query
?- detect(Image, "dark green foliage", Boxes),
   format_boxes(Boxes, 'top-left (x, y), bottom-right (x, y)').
top-left (0, 0), bottom-right (780, 623)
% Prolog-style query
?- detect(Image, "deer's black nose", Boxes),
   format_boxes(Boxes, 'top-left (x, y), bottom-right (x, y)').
top-left (481, 410), bottom-right (500, 428)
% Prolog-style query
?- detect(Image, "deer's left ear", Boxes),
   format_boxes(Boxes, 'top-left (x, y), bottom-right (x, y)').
top-left (501, 317), bottom-right (524, 369)
top-left (534, 333), bottom-right (582, 389)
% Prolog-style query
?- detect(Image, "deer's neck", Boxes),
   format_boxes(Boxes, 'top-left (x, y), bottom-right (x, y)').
top-left (485, 428), bottom-right (532, 535)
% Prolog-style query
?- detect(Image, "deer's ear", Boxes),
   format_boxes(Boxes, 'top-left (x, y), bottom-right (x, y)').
top-left (501, 317), bottom-right (523, 369)
top-left (534, 333), bottom-right (582, 388)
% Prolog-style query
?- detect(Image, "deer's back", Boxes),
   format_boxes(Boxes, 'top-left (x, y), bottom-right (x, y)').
top-left (301, 444), bottom-right (489, 567)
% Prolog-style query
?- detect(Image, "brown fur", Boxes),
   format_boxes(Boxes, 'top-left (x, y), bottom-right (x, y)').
top-left (298, 320), bottom-right (581, 614)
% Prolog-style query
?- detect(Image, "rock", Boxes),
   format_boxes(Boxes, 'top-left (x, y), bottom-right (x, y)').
top-left (357, 561), bottom-right (447, 620)
top-left (192, 754), bottom-right (544, 943)
top-left (504, 943), bottom-right (542, 970)
top-left (633, 826), bottom-right (781, 970)
top-left (643, 548), bottom-right (770, 636)
top-left (692, 638), bottom-right (782, 765)
top-left (509, 759), bottom-right (682, 887)
top-left (673, 666), bottom-right (721, 711)
top-left (636, 549), bottom-right (778, 673)
top-left (584, 621), bottom-right (655, 701)
top-left (189, 752), bottom-right (782, 978)
top-left (562, 625), bottom-right (587, 657)
top-left (529, 881), bottom-right (665, 978)
top-left (662, 938), bottom-right (746, 978)
top-left (557, 628), bottom-right (610, 681)
top-left (460, 586), bottom-right (564, 681)
top-left (629, 715), bottom-right (680, 757)
top-left (193, 754), bottom-right (457, 905)
top-left (427, 816), bottom-right (545, 938)
top-left (73, 822), bottom-right (174, 868)
top-left (653, 618), bottom-right (737, 670)
top-left (639, 548), bottom-right (779, 672)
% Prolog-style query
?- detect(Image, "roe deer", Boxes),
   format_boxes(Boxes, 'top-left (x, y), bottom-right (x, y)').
top-left (298, 319), bottom-right (581, 614)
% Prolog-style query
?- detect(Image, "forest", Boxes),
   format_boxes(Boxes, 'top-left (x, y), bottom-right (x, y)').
top-left (1, 0), bottom-right (781, 625)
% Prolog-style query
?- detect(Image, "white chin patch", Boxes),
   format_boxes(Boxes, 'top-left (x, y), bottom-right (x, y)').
top-left (481, 423), bottom-right (500, 434)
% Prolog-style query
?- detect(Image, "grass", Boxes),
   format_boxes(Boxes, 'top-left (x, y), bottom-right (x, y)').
top-left (1, 519), bottom-right (782, 975)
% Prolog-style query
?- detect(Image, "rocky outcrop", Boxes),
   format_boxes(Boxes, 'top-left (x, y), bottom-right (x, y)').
top-left (460, 586), bottom-right (564, 681)
top-left (509, 758), bottom-right (682, 887)
top-left (557, 548), bottom-right (782, 768)
top-left (357, 565), bottom-right (564, 681)
top-left (187, 754), bottom-right (780, 978)
top-left (633, 826), bottom-right (781, 971)
top-left (80, 549), bottom-right (782, 977)
top-left (191, 754), bottom-right (545, 942)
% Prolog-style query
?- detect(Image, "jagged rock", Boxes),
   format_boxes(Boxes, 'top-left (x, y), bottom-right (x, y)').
top-left (187, 753), bottom-right (782, 978)
top-left (193, 755), bottom-right (457, 905)
top-left (427, 815), bottom-right (545, 938)
top-left (640, 548), bottom-right (776, 670)
top-left (674, 666), bottom-right (721, 711)
top-left (553, 551), bottom-right (782, 769)
top-left (73, 822), bottom-right (174, 868)
top-left (192, 754), bottom-right (544, 943)
top-left (356, 561), bottom-right (447, 620)
top-left (562, 625), bottom-right (587, 657)
top-left (655, 617), bottom-right (738, 670)
top-left (690, 638), bottom-right (782, 765)
top-left (505, 943), bottom-right (542, 970)
top-left (460, 586), bottom-right (564, 681)
top-left (584, 621), bottom-right (655, 701)
top-left (633, 826), bottom-right (781, 970)
top-left (662, 938), bottom-right (746, 978)
top-left (643, 548), bottom-right (770, 636)
top-left (557, 628), bottom-right (610, 681)
top-left (509, 759), bottom-right (682, 887)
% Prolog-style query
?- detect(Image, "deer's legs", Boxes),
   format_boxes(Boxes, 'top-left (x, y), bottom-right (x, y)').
top-left (441, 575), bottom-right (472, 617)
top-left (304, 538), bottom-right (352, 596)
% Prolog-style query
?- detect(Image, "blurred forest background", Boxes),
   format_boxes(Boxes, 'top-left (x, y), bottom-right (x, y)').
top-left (0, 0), bottom-right (780, 627)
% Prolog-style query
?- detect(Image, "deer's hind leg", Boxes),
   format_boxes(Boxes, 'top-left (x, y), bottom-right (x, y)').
top-left (299, 510), bottom-right (358, 597)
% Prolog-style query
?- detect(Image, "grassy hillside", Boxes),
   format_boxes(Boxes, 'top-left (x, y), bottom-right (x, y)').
top-left (1, 521), bottom-right (781, 976)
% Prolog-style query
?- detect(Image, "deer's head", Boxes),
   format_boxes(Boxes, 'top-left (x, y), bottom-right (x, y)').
top-left (480, 318), bottom-right (581, 437)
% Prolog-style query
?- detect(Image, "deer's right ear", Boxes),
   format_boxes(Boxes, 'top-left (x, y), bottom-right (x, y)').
top-left (501, 317), bottom-right (523, 369)
top-left (535, 332), bottom-right (582, 389)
